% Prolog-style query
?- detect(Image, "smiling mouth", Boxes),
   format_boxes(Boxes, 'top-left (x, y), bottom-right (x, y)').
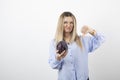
top-left (66, 27), bottom-right (71, 29)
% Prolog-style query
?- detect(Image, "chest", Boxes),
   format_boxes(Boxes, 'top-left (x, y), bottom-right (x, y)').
top-left (64, 42), bottom-right (87, 62)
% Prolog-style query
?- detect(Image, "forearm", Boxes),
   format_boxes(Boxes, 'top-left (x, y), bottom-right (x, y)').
top-left (88, 32), bottom-right (105, 52)
top-left (49, 56), bottom-right (63, 69)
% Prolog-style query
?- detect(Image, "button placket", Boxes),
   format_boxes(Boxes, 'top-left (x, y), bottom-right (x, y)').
top-left (68, 44), bottom-right (75, 74)
top-left (68, 46), bottom-right (72, 57)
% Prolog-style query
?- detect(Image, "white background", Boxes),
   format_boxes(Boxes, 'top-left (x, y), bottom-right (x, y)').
top-left (0, 0), bottom-right (120, 80)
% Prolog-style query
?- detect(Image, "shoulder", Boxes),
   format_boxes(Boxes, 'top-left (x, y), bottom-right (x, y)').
top-left (49, 39), bottom-right (56, 47)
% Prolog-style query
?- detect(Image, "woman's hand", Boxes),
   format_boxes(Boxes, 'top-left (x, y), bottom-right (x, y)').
top-left (55, 50), bottom-right (67, 61)
top-left (81, 25), bottom-right (96, 36)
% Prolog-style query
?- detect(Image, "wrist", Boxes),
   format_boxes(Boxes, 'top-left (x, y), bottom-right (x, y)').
top-left (89, 29), bottom-right (96, 36)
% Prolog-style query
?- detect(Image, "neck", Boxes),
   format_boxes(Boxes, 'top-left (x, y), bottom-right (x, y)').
top-left (64, 33), bottom-right (71, 43)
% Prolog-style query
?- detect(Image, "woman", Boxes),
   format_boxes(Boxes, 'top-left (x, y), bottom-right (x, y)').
top-left (48, 11), bottom-right (104, 80)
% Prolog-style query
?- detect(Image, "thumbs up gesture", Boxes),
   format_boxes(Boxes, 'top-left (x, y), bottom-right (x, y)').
top-left (81, 25), bottom-right (96, 36)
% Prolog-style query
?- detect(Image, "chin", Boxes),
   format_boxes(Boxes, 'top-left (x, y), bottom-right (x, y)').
top-left (65, 31), bottom-right (71, 33)
top-left (65, 30), bottom-right (72, 33)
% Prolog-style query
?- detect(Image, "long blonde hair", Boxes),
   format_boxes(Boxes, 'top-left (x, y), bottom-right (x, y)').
top-left (55, 11), bottom-right (82, 48)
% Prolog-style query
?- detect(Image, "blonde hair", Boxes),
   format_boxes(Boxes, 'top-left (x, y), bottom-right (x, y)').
top-left (55, 11), bottom-right (82, 48)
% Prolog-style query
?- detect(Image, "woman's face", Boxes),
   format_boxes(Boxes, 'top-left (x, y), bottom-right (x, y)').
top-left (63, 17), bottom-right (74, 33)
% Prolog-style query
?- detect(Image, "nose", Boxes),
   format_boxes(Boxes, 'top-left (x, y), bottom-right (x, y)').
top-left (67, 23), bottom-right (71, 27)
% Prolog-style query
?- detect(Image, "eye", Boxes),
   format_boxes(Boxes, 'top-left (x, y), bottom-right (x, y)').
top-left (70, 22), bottom-right (73, 24)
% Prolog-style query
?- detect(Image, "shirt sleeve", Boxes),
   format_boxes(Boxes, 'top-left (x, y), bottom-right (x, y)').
top-left (48, 39), bottom-right (63, 70)
top-left (88, 32), bottom-right (105, 53)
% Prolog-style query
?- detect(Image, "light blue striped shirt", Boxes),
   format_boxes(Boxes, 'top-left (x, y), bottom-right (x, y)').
top-left (48, 32), bottom-right (105, 80)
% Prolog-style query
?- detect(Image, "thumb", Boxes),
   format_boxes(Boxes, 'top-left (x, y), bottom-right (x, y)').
top-left (56, 50), bottom-right (59, 53)
top-left (82, 33), bottom-right (86, 37)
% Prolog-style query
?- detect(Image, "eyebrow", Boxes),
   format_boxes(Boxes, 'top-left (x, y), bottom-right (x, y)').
top-left (64, 21), bottom-right (73, 23)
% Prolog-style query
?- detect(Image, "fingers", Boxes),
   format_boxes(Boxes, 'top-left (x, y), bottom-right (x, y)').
top-left (56, 50), bottom-right (59, 53)
top-left (60, 50), bottom-right (66, 56)
top-left (81, 25), bottom-right (91, 36)
top-left (81, 26), bottom-right (88, 34)
top-left (56, 50), bottom-right (67, 59)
